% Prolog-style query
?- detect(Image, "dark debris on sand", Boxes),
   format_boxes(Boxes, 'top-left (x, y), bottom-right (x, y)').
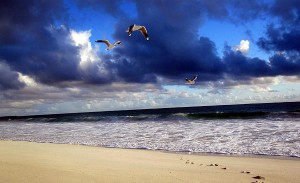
top-left (252, 175), bottom-right (265, 180)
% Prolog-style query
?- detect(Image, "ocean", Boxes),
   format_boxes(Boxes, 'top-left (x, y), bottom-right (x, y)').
top-left (0, 102), bottom-right (300, 157)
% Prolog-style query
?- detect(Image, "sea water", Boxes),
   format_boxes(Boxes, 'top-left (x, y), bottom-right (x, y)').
top-left (0, 102), bottom-right (299, 157)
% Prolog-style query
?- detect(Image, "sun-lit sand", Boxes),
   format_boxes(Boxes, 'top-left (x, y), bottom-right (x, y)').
top-left (0, 141), bottom-right (299, 183)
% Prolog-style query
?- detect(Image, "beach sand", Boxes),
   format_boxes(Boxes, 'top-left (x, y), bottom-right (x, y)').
top-left (0, 141), bottom-right (299, 183)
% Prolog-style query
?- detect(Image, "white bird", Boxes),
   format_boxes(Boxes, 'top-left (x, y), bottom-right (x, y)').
top-left (95, 40), bottom-right (121, 50)
top-left (126, 24), bottom-right (149, 41)
top-left (185, 75), bottom-right (197, 85)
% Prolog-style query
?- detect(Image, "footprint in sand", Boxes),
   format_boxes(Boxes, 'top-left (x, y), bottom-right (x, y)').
top-left (251, 181), bottom-right (264, 183)
top-left (252, 175), bottom-right (265, 180)
top-left (240, 171), bottom-right (265, 183)
top-left (240, 170), bottom-right (251, 174)
top-left (207, 163), bottom-right (220, 166)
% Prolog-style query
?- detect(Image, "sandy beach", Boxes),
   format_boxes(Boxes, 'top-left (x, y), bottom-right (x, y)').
top-left (0, 141), bottom-right (299, 183)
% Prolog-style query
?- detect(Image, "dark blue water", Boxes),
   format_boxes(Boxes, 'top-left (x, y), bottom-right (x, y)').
top-left (1, 101), bottom-right (299, 122)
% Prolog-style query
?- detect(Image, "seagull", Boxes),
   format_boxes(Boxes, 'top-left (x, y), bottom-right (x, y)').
top-left (95, 40), bottom-right (121, 50)
top-left (185, 75), bottom-right (197, 85)
top-left (126, 24), bottom-right (149, 41)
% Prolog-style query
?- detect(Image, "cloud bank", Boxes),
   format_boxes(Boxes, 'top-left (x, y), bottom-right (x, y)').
top-left (0, 0), bottom-right (300, 115)
top-left (1, 0), bottom-right (300, 90)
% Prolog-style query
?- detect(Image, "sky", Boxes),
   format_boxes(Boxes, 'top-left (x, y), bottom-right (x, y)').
top-left (0, 0), bottom-right (300, 116)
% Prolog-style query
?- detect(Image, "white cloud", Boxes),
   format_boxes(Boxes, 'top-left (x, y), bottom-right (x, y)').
top-left (250, 86), bottom-right (275, 93)
top-left (279, 76), bottom-right (300, 83)
top-left (234, 40), bottom-right (250, 54)
top-left (70, 29), bottom-right (111, 81)
top-left (70, 29), bottom-right (99, 66)
top-left (1, 78), bottom-right (299, 116)
top-left (18, 73), bottom-right (37, 87)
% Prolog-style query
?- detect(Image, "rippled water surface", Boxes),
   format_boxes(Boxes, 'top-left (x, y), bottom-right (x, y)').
top-left (1, 115), bottom-right (299, 157)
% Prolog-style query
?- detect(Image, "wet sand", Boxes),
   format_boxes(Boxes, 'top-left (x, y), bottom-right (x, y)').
top-left (0, 141), bottom-right (299, 183)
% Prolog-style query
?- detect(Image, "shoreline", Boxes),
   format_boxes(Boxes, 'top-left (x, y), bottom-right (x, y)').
top-left (1, 140), bottom-right (300, 183)
top-left (2, 139), bottom-right (300, 160)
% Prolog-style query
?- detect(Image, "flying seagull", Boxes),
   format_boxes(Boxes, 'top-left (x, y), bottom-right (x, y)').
top-left (185, 75), bottom-right (197, 85)
top-left (126, 24), bottom-right (149, 41)
top-left (95, 40), bottom-right (121, 50)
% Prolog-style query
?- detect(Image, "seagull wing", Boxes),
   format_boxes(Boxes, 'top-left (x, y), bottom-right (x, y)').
top-left (114, 41), bottom-right (121, 45)
top-left (139, 26), bottom-right (149, 40)
top-left (126, 24), bottom-right (135, 36)
top-left (192, 75), bottom-right (197, 81)
top-left (95, 40), bottom-right (111, 47)
top-left (127, 24), bottom-right (135, 32)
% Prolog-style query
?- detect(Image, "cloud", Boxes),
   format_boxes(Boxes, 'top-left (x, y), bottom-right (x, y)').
top-left (1, 0), bottom-right (299, 89)
top-left (18, 72), bottom-right (38, 87)
top-left (0, 80), bottom-right (165, 115)
top-left (255, 2), bottom-right (300, 77)
top-left (1, 0), bottom-right (300, 116)
top-left (269, 0), bottom-right (300, 24)
top-left (107, 1), bottom-right (226, 82)
top-left (74, 0), bottom-right (226, 84)
top-left (223, 46), bottom-right (272, 78)
top-left (269, 53), bottom-right (300, 75)
top-left (200, 75), bottom-right (282, 94)
top-left (280, 75), bottom-right (300, 82)
top-left (0, 62), bottom-right (25, 90)
top-left (257, 25), bottom-right (300, 52)
top-left (234, 40), bottom-right (250, 54)
top-left (74, 0), bottom-right (126, 18)
top-left (0, 0), bottom-right (80, 85)
top-left (70, 29), bottom-right (115, 84)
top-left (77, 0), bottom-right (299, 85)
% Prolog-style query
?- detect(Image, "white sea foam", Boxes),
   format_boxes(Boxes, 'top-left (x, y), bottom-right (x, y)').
top-left (0, 117), bottom-right (299, 157)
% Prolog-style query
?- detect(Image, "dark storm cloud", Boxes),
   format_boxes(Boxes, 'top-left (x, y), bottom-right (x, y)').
top-left (0, 0), bottom-right (67, 45)
top-left (223, 46), bottom-right (300, 78)
top-left (222, 46), bottom-right (272, 78)
top-left (0, 62), bottom-right (25, 90)
top-left (107, 57), bottom-right (157, 83)
top-left (255, 0), bottom-right (300, 76)
top-left (257, 24), bottom-right (300, 52)
top-left (107, 0), bottom-right (226, 83)
top-left (203, 0), bottom-right (269, 23)
top-left (94, 0), bottom-right (271, 83)
top-left (257, 0), bottom-right (300, 52)
top-left (106, 0), bottom-right (299, 82)
top-left (1, 0), bottom-right (300, 90)
top-left (269, 54), bottom-right (300, 75)
top-left (0, 0), bottom-right (81, 85)
top-left (74, 0), bottom-right (125, 18)
top-left (270, 0), bottom-right (300, 23)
